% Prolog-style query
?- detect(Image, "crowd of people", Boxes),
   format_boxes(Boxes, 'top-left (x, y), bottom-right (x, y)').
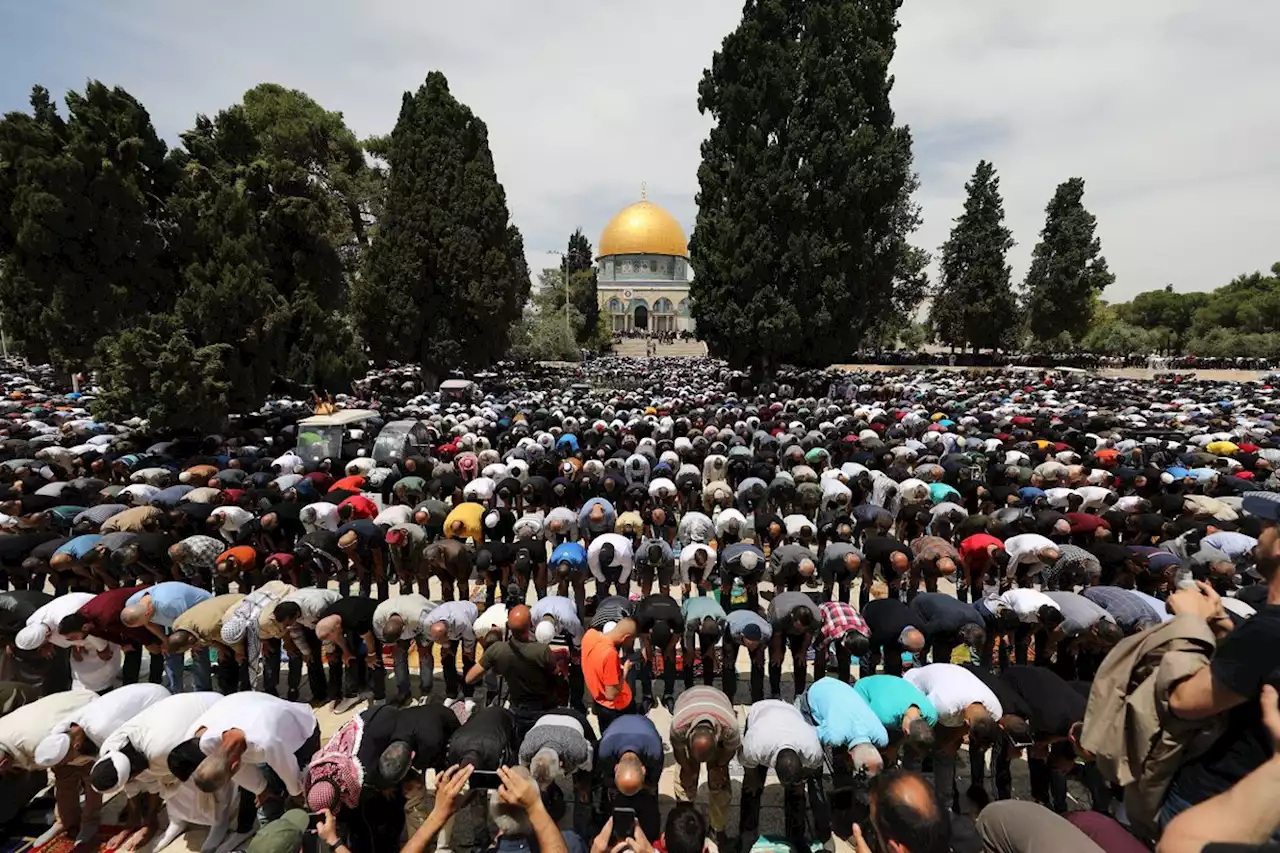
top-left (2, 357), bottom-right (1280, 853)
top-left (837, 350), bottom-right (1280, 372)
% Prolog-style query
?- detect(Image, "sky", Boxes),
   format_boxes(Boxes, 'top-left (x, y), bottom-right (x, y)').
top-left (2, 1), bottom-right (1277, 302)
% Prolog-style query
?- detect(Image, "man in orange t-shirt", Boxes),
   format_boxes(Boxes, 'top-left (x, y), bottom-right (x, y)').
top-left (583, 618), bottom-right (637, 728)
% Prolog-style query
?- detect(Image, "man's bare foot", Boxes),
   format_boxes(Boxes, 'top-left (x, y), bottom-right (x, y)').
top-left (106, 828), bottom-right (133, 850)
top-left (120, 824), bottom-right (155, 851)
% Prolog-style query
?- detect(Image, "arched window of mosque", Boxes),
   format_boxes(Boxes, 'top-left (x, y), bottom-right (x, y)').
top-left (654, 298), bottom-right (675, 314)
top-left (649, 259), bottom-right (658, 273)
top-left (607, 298), bottom-right (625, 314)
top-left (677, 297), bottom-right (692, 317)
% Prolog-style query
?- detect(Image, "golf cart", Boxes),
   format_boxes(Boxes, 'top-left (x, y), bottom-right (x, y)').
top-left (439, 379), bottom-right (480, 405)
top-left (372, 419), bottom-right (434, 464)
top-left (296, 409), bottom-right (382, 464)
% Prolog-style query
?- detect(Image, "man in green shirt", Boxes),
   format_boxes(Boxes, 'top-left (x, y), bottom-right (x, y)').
top-left (853, 674), bottom-right (938, 769)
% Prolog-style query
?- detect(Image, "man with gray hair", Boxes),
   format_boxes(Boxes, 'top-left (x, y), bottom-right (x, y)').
top-left (517, 707), bottom-right (597, 836)
top-left (373, 592), bottom-right (436, 705)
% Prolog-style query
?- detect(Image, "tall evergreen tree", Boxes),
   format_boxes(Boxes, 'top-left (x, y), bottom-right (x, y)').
top-left (1023, 177), bottom-right (1114, 343)
top-left (565, 228), bottom-right (599, 345)
top-left (690, 0), bottom-right (924, 374)
top-left (356, 72), bottom-right (529, 384)
top-left (0, 83), bottom-right (178, 367)
top-left (930, 160), bottom-right (1019, 352)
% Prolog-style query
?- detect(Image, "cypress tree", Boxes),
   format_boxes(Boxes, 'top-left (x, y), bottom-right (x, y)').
top-left (1024, 177), bottom-right (1115, 344)
top-left (931, 160), bottom-right (1019, 352)
top-left (691, 0), bottom-right (924, 373)
top-left (357, 72), bottom-right (529, 384)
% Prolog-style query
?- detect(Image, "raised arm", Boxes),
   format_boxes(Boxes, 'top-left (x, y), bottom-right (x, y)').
top-left (1159, 686), bottom-right (1280, 852)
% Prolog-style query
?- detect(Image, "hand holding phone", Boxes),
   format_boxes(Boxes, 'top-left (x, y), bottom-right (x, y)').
top-left (611, 807), bottom-right (636, 842)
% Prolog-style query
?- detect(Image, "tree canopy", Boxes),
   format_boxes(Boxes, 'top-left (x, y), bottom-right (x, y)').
top-left (0, 83), bottom-right (177, 367)
top-left (1105, 264), bottom-right (1280, 357)
top-left (0, 81), bottom-right (378, 427)
top-left (690, 0), bottom-right (925, 374)
top-left (355, 72), bottom-right (529, 385)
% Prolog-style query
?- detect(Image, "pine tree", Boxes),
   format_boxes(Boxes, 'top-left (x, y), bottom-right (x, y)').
top-left (1024, 177), bottom-right (1115, 344)
top-left (356, 72), bottom-right (529, 384)
top-left (691, 0), bottom-right (924, 374)
top-left (931, 160), bottom-right (1019, 352)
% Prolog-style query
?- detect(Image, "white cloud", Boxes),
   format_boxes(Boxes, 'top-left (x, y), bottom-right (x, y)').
top-left (2, 0), bottom-right (1276, 301)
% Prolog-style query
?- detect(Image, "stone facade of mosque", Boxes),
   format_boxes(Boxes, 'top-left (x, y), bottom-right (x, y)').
top-left (595, 197), bottom-right (695, 334)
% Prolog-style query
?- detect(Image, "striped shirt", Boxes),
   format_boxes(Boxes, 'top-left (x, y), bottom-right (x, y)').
top-left (74, 504), bottom-right (128, 528)
top-left (1081, 586), bottom-right (1161, 632)
top-left (590, 595), bottom-right (635, 629)
top-left (670, 686), bottom-right (740, 754)
top-left (518, 713), bottom-right (594, 772)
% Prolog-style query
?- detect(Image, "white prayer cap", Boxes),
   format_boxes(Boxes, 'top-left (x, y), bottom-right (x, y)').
top-left (535, 621), bottom-right (556, 644)
top-left (35, 732), bottom-right (71, 767)
top-left (15, 624), bottom-right (48, 650)
top-left (90, 751), bottom-right (132, 795)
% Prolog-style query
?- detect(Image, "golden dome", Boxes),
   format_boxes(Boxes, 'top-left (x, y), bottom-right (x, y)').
top-left (598, 200), bottom-right (688, 258)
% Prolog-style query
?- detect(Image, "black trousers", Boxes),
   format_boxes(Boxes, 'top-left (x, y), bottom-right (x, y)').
top-left (769, 632), bottom-right (810, 697)
top-left (722, 638), bottom-right (765, 703)
top-left (682, 630), bottom-right (718, 689)
top-left (327, 631), bottom-right (386, 702)
top-left (122, 647), bottom-right (164, 685)
top-left (813, 641), bottom-right (854, 683)
top-left (593, 700), bottom-right (636, 731)
top-left (738, 766), bottom-right (830, 853)
top-left (424, 640), bottom-right (474, 700)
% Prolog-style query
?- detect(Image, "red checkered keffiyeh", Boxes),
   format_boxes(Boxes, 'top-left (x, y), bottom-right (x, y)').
top-left (818, 601), bottom-right (869, 648)
top-left (305, 714), bottom-right (365, 812)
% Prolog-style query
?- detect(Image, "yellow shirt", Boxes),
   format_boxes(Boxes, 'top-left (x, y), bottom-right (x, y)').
top-left (444, 502), bottom-right (485, 541)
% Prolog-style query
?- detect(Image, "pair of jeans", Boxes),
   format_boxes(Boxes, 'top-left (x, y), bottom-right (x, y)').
top-left (391, 638), bottom-right (433, 700)
top-left (165, 647), bottom-right (212, 692)
top-left (284, 625), bottom-right (329, 701)
top-left (260, 639), bottom-right (284, 696)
